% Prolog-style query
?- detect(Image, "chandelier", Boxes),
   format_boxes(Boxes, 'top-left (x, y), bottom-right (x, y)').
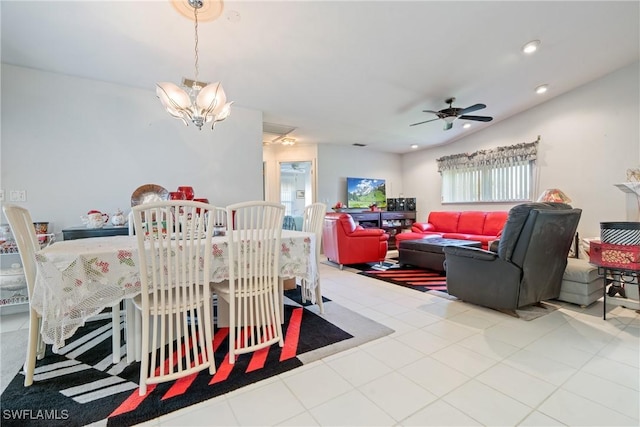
top-left (156, 0), bottom-right (232, 130)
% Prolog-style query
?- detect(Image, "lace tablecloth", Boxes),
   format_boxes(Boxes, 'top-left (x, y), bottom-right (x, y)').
top-left (32, 231), bottom-right (316, 351)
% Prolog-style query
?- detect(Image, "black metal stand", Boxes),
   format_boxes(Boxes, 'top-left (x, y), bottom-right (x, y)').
top-left (599, 266), bottom-right (639, 320)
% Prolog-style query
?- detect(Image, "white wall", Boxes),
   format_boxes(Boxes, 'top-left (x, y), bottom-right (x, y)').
top-left (1, 64), bottom-right (264, 237)
top-left (317, 144), bottom-right (404, 208)
top-left (264, 141), bottom-right (404, 216)
top-left (3, 61), bottom-right (637, 241)
top-left (402, 62), bottom-right (640, 238)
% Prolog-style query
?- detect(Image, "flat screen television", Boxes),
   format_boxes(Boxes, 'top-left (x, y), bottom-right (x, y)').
top-left (347, 177), bottom-right (387, 208)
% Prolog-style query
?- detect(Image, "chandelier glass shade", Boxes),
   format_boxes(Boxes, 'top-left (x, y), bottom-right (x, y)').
top-left (156, 80), bottom-right (231, 130)
top-left (157, 0), bottom-right (232, 130)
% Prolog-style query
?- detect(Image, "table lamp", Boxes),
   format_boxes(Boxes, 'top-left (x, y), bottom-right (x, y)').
top-left (537, 188), bottom-right (572, 204)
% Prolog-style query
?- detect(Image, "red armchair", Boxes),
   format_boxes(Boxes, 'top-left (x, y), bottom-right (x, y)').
top-left (323, 213), bottom-right (389, 269)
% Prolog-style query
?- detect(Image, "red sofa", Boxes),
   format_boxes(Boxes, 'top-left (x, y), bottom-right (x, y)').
top-left (395, 211), bottom-right (508, 249)
top-left (323, 213), bottom-right (389, 268)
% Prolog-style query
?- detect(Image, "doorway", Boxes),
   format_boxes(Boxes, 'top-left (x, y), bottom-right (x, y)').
top-left (279, 161), bottom-right (313, 228)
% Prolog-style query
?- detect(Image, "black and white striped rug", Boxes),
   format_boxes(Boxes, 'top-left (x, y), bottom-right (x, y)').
top-left (0, 290), bottom-right (393, 426)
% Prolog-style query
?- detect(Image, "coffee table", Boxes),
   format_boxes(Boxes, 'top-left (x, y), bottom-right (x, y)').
top-left (398, 238), bottom-right (482, 272)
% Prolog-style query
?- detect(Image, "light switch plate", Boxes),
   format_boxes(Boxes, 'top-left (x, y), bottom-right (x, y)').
top-left (8, 190), bottom-right (26, 202)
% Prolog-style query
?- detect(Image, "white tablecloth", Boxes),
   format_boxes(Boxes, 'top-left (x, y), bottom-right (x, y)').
top-left (32, 230), bottom-right (316, 351)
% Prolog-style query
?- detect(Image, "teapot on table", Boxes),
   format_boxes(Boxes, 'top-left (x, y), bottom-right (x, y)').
top-left (111, 209), bottom-right (127, 227)
top-left (81, 210), bottom-right (109, 228)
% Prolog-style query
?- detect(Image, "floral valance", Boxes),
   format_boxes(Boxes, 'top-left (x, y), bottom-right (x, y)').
top-left (436, 139), bottom-right (539, 173)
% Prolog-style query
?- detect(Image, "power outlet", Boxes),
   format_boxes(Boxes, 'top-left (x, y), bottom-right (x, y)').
top-left (0, 189), bottom-right (4, 202)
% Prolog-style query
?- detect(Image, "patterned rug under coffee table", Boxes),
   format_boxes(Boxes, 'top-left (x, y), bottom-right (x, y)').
top-left (356, 264), bottom-right (560, 321)
top-left (358, 265), bottom-right (447, 292)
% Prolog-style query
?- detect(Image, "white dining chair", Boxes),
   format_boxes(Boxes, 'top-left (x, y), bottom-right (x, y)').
top-left (210, 201), bottom-right (285, 364)
top-left (125, 209), bottom-right (142, 363)
top-left (2, 205), bottom-right (47, 386)
top-left (301, 202), bottom-right (326, 313)
top-left (3, 204), bottom-right (127, 384)
top-left (131, 200), bottom-right (217, 395)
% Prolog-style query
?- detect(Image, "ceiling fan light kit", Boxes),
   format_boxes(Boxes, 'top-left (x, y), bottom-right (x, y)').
top-left (157, 0), bottom-right (232, 130)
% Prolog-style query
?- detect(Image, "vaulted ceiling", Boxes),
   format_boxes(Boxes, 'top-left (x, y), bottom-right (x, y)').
top-left (2, 1), bottom-right (638, 153)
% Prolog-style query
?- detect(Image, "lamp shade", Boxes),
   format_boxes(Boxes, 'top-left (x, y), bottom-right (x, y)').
top-left (537, 188), bottom-right (572, 203)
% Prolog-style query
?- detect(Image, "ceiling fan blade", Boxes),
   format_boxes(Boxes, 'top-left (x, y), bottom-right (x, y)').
top-left (459, 115), bottom-right (493, 122)
top-left (410, 118), bottom-right (440, 126)
top-left (443, 121), bottom-right (453, 131)
top-left (459, 104), bottom-right (486, 115)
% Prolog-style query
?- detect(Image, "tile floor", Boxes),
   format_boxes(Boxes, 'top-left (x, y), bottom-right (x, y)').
top-left (1, 261), bottom-right (639, 426)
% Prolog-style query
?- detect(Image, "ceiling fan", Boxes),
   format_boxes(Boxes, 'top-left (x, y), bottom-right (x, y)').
top-left (410, 97), bottom-right (493, 130)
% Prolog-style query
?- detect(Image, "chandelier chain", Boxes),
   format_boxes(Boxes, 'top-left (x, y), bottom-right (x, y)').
top-left (193, 5), bottom-right (199, 84)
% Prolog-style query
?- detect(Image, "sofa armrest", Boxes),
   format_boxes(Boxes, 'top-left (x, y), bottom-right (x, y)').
top-left (443, 245), bottom-right (498, 262)
top-left (412, 222), bottom-right (435, 233)
top-left (351, 228), bottom-right (388, 239)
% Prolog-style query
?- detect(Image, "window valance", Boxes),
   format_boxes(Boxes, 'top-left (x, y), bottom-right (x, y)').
top-left (436, 139), bottom-right (539, 173)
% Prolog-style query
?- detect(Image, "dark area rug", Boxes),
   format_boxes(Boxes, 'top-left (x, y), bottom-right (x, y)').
top-left (358, 265), bottom-right (447, 292)
top-left (355, 263), bottom-right (559, 321)
top-left (343, 258), bottom-right (446, 292)
top-left (0, 288), bottom-right (393, 427)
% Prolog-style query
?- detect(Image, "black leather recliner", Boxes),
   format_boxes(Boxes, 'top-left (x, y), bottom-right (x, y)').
top-left (443, 203), bottom-right (582, 313)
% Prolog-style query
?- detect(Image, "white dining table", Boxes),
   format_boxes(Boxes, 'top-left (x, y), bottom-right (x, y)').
top-left (32, 230), bottom-right (317, 353)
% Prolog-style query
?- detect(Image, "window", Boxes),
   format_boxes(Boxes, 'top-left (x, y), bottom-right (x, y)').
top-left (280, 174), bottom-right (295, 215)
top-left (437, 141), bottom-right (538, 204)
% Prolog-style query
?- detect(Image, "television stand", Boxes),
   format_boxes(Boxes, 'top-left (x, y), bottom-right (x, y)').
top-left (349, 211), bottom-right (416, 250)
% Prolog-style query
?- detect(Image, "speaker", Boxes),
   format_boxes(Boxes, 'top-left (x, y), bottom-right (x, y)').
top-left (406, 198), bottom-right (416, 211)
top-left (396, 198), bottom-right (405, 211)
top-left (386, 198), bottom-right (397, 211)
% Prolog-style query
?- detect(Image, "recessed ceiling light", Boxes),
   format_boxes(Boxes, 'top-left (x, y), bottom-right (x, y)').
top-left (522, 40), bottom-right (540, 54)
top-left (463, 123), bottom-right (471, 129)
top-left (410, 144), bottom-right (418, 149)
top-left (535, 84), bottom-right (549, 94)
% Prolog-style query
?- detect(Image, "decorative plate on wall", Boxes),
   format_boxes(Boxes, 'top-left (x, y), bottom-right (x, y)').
top-left (130, 184), bottom-right (169, 207)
